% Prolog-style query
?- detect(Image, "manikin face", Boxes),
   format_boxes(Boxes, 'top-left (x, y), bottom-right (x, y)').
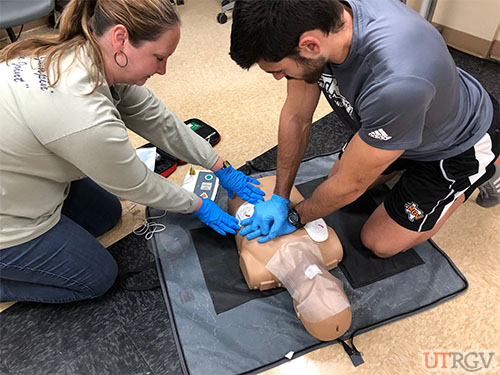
top-left (114, 24), bottom-right (181, 86)
top-left (257, 54), bottom-right (327, 84)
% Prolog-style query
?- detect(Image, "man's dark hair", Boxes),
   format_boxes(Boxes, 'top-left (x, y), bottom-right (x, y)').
top-left (230, 0), bottom-right (345, 69)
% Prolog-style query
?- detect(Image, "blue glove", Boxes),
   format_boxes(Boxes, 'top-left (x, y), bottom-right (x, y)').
top-left (239, 194), bottom-right (297, 243)
top-left (214, 165), bottom-right (265, 204)
top-left (193, 198), bottom-right (241, 235)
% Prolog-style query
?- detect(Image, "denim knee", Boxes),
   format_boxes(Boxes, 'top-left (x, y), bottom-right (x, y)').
top-left (62, 178), bottom-right (123, 237)
top-left (89, 256), bottom-right (119, 298)
top-left (106, 195), bottom-right (123, 231)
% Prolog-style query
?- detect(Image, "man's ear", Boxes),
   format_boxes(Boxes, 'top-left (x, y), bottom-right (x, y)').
top-left (110, 24), bottom-right (129, 53)
top-left (297, 30), bottom-right (323, 58)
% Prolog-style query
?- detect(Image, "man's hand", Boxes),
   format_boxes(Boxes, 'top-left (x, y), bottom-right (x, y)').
top-left (239, 194), bottom-right (296, 243)
top-left (215, 165), bottom-right (265, 204)
top-left (193, 198), bottom-right (240, 235)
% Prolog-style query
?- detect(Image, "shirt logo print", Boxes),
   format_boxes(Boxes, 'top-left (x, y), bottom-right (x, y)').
top-left (368, 129), bottom-right (392, 141)
top-left (318, 73), bottom-right (354, 118)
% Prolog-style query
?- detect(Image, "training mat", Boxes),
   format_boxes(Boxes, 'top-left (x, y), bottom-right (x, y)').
top-left (190, 226), bottom-right (283, 314)
top-left (150, 154), bottom-right (467, 375)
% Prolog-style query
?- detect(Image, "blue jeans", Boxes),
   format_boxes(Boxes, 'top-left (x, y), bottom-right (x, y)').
top-left (0, 178), bottom-right (122, 303)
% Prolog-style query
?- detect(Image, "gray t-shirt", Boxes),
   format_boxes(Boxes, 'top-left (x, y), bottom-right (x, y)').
top-left (318, 0), bottom-right (493, 161)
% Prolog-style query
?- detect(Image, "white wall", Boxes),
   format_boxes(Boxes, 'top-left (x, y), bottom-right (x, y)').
top-left (407, 0), bottom-right (499, 41)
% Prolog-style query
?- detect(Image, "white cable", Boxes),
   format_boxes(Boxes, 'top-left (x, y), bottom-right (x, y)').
top-left (133, 210), bottom-right (167, 240)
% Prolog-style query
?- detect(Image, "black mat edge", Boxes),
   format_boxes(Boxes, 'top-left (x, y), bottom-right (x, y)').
top-left (149, 207), bottom-right (190, 375)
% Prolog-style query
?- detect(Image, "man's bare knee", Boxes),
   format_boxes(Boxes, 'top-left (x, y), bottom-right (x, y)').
top-left (360, 230), bottom-right (404, 258)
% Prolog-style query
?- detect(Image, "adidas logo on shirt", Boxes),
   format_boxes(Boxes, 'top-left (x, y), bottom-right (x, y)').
top-left (368, 129), bottom-right (392, 141)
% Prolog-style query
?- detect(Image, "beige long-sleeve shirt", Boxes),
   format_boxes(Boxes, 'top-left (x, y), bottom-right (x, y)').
top-left (0, 49), bottom-right (218, 248)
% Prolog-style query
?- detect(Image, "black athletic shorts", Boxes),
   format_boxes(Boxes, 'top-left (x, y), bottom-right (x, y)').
top-left (340, 95), bottom-right (500, 232)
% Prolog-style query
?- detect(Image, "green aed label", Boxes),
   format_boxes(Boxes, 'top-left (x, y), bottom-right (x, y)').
top-left (188, 122), bottom-right (202, 131)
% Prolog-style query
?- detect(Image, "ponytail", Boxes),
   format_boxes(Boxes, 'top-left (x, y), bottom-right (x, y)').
top-left (59, 0), bottom-right (97, 41)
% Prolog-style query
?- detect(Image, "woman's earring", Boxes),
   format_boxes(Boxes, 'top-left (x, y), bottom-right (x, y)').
top-left (114, 51), bottom-right (129, 68)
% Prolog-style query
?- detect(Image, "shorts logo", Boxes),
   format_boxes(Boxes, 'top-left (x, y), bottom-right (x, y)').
top-left (405, 202), bottom-right (424, 222)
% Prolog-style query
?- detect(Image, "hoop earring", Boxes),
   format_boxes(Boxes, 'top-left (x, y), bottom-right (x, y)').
top-left (113, 51), bottom-right (128, 68)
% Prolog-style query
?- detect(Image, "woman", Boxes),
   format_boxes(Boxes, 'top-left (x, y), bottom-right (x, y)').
top-left (0, 0), bottom-right (264, 303)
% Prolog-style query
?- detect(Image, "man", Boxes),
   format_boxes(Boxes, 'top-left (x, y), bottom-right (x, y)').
top-left (229, 0), bottom-right (499, 257)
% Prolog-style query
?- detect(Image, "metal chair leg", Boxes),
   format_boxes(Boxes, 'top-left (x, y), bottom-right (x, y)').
top-left (6, 27), bottom-right (17, 42)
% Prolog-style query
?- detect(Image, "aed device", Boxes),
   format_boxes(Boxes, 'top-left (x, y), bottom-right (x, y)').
top-left (181, 169), bottom-right (219, 201)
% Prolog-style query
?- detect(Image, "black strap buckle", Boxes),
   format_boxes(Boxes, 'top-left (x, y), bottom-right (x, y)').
top-left (339, 338), bottom-right (365, 367)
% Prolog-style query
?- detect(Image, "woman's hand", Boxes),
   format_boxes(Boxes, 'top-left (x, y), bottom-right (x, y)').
top-left (193, 198), bottom-right (241, 235)
top-left (215, 165), bottom-right (265, 204)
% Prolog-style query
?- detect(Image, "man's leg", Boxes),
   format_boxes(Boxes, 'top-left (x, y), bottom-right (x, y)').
top-left (360, 194), bottom-right (465, 258)
top-left (362, 93), bottom-right (499, 257)
top-left (477, 95), bottom-right (500, 208)
top-left (361, 136), bottom-right (498, 258)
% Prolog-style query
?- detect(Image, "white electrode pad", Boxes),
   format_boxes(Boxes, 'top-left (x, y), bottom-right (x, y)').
top-left (235, 202), bottom-right (255, 223)
top-left (304, 218), bottom-right (329, 242)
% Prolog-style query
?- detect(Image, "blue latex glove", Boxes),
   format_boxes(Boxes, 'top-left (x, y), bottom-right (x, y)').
top-left (214, 165), bottom-right (265, 204)
top-left (193, 198), bottom-right (241, 235)
top-left (239, 194), bottom-right (297, 243)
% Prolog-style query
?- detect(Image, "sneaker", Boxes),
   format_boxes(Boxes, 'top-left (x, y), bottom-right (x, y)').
top-left (476, 163), bottom-right (500, 208)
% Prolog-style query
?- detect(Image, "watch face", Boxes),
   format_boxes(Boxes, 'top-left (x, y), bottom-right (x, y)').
top-left (288, 209), bottom-right (300, 227)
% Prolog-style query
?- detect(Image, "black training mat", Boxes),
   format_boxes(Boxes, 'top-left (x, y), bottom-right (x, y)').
top-left (151, 155), bottom-right (468, 375)
top-left (191, 178), bottom-right (424, 316)
top-left (295, 177), bottom-right (425, 289)
top-left (191, 226), bottom-right (283, 314)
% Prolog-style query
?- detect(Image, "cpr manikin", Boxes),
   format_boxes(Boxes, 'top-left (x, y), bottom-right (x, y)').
top-left (228, 176), bottom-right (352, 341)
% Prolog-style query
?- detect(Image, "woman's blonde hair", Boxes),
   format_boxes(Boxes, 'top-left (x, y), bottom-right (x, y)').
top-left (0, 0), bottom-right (180, 93)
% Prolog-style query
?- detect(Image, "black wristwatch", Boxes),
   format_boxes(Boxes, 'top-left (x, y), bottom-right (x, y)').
top-left (222, 160), bottom-right (231, 169)
top-left (287, 207), bottom-right (304, 229)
